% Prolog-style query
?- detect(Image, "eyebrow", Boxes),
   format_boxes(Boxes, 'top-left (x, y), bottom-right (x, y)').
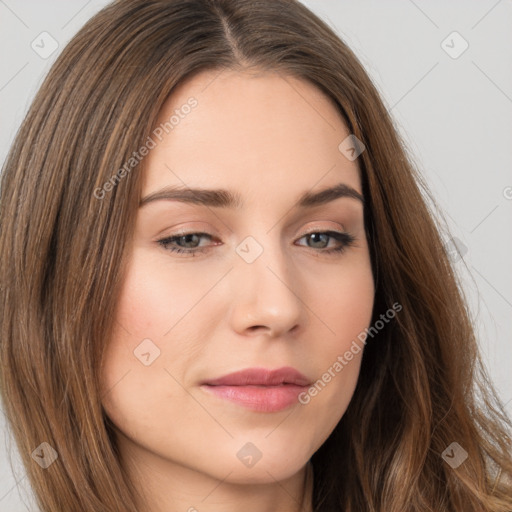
top-left (139, 182), bottom-right (364, 209)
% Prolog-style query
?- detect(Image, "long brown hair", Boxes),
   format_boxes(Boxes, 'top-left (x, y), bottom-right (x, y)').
top-left (1, 0), bottom-right (511, 510)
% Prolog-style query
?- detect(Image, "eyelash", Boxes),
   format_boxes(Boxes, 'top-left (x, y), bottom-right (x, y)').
top-left (156, 230), bottom-right (356, 257)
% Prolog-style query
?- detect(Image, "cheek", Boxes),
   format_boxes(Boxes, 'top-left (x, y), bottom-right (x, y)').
top-left (98, 254), bottom-right (180, 431)
top-left (295, 253), bottom-right (374, 435)
top-left (304, 246), bottom-right (375, 354)
top-left (99, 247), bottom-right (224, 439)
top-left (102, 242), bottom-right (375, 398)
top-left (112, 250), bottom-right (190, 334)
top-left (322, 269), bottom-right (374, 336)
top-left (108, 247), bottom-right (218, 359)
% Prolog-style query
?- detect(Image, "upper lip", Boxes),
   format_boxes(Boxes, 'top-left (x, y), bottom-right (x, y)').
top-left (201, 366), bottom-right (311, 387)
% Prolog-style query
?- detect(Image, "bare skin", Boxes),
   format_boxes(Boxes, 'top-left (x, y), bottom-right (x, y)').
top-left (100, 68), bottom-right (375, 512)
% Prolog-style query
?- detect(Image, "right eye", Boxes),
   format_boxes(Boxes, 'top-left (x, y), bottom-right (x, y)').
top-left (157, 232), bottom-right (216, 256)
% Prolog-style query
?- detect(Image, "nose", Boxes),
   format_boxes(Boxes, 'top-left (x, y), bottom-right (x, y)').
top-left (228, 236), bottom-right (306, 338)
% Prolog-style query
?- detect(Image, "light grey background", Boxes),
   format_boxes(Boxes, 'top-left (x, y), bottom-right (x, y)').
top-left (1, 1), bottom-right (511, 510)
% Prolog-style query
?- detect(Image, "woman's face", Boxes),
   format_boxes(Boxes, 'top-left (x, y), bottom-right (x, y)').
top-left (100, 69), bottom-right (374, 487)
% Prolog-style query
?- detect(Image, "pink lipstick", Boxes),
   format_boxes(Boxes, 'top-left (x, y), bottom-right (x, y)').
top-left (200, 367), bottom-right (311, 413)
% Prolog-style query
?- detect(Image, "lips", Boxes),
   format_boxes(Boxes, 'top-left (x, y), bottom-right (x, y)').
top-left (200, 367), bottom-right (312, 412)
top-left (201, 366), bottom-right (311, 387)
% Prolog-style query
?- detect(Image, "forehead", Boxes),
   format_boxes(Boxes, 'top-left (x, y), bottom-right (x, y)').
top-left (142, 69), bottom-right (362, 201)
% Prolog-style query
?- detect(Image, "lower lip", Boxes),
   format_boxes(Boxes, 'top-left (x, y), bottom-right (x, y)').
top-left (200, 384), bottom-right (309, 412)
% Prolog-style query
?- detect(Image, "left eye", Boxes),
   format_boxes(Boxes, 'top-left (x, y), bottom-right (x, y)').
top-left (157, 230), bottom-right (356, 256)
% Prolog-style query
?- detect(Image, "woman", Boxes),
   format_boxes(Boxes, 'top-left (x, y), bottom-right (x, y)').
top-left (1, 0), bottom-right (511, 510)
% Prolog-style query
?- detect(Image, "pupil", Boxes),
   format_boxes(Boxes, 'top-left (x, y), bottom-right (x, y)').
top-left (310, 233), bottom-right (327, 248)
top-left (183, 234), bottom-right (198, 247)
